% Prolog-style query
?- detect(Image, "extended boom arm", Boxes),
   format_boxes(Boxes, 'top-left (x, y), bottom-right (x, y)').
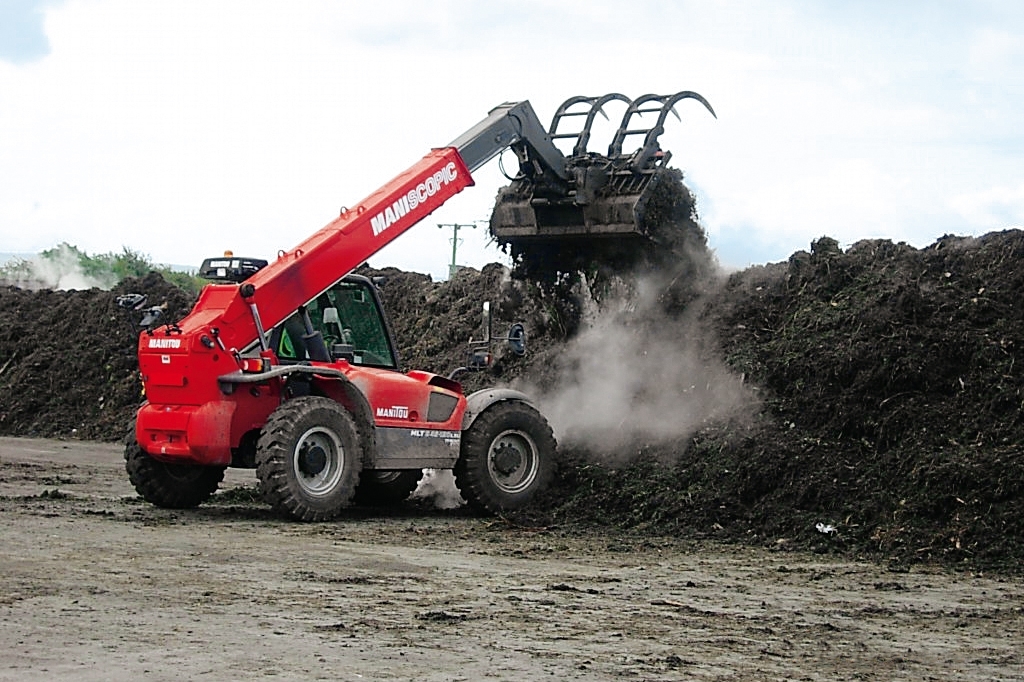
top-left (449, 101), bottom-right (568, 180)
top-left (168, 101), bottom-right (564, 357)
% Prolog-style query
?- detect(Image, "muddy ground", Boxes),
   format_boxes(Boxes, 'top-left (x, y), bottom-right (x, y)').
top-left (1, 437), bottom-right (1022, 681)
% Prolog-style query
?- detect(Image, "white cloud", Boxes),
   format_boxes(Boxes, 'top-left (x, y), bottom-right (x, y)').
top-left (968, 27), bottom-right (1022, 79)
top-left (951, 181), bottom-right (1024, 228)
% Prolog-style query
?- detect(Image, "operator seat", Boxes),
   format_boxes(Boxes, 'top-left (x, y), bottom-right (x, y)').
top-left (269, 314), bottom-right (311, 361)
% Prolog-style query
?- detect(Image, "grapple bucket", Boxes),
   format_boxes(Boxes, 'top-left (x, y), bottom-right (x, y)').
top-left (491, 164), bottom-right (674, 239)
top-left (489, 92), bottom-right (715, 273)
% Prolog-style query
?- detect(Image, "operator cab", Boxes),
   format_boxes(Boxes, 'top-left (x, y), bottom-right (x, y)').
top-left (199, 252), bottom-right (399, 370)
top-left (269, 275), bottom-right (400, 370)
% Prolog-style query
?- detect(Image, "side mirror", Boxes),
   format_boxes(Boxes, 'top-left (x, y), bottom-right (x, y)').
top-left (139, 307), bottom-right (164, 327)
top-left (116, 293), bottom-right (147, 310)
top-left (507, 323), bottom-right (526, 356)
top-left (447, 303), bottom-right (528, 380)
top-left (116, 293), bottom-right (164, 333)
top-left (474, 302), bottom-right (527, 357)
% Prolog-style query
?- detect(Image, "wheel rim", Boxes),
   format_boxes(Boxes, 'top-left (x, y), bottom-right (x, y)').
top-left (292, 426), bottom-right (345, 497)
top-left (487, 429), bottom-right (539, 494)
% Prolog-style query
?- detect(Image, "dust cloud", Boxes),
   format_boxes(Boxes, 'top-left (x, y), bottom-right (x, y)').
top-left (410, 469), bottom-right (465, 509)
top-left (532, 269), bottom-right (757, 463)
top-left (0, 244), bottom-right (111, 290)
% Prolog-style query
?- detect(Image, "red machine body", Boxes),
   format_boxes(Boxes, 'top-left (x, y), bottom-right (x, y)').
top-left (136, 148), bottom-right (472, 467)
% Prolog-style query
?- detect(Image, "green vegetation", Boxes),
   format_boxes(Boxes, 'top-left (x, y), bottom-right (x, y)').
top-left (159, 269), bottom-right (206, 296)
top-left (0, 242), bottom-right (205, 294)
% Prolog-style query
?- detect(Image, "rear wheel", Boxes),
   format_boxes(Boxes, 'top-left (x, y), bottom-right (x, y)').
top-left (454, 401), bottom-right (556, 514)
top-left (256, 397), bottom-right (362, 521)
top-left (354, 470), bottom-right (423, 506)
top-left (125, 430), bottom-right (225, 509)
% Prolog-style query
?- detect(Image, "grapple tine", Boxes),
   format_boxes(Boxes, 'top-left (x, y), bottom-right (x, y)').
top-left (607, 93), bottom-right (665, 156)
top-left (572, 93), bottom-right (631, 156)
top-left (608, 91), bottom-right (718, 171)
top-left (549, 96), bottom-right (597, 135)
top-left (661, 90), bottom-right (717, 120)
top-left (548, 94), bottom-right (633, 157)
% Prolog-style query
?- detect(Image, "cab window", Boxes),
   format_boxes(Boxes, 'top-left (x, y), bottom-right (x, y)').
top-left (275, 280), bottom-right (397, 369)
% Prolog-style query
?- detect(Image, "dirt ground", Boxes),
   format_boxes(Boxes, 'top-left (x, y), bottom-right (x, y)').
top-left (1, 437), bottom-right (1021, 682)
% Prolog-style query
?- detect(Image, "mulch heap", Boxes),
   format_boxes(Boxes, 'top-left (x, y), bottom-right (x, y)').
top-left (0, 273), bottom-right (194, 440)
top-left (1, 231), bottom-right (1022, 572)
top-left (550, 232), bottom-right (1024, 572)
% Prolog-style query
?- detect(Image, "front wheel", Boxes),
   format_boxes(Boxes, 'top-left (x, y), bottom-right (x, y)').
top-left (454, 401), bottom-right (556, 514)
top-left (125, 431), bottom-right (225, 509)
top-left (256, 397), bottom-right (363, 521)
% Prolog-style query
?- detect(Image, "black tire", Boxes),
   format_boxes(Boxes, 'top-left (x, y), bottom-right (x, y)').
top-left (256, 397), bottom-right (362, 521)
top-left (124, 431), bottom-right (225, 509)
top-left (454, 401), bottom-right (556, 514)
top-left (354, 470), bottom-right (423, 506)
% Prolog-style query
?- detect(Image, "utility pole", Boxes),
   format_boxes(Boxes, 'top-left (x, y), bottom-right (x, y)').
top-left (437, 223), bottom-right (477, 279)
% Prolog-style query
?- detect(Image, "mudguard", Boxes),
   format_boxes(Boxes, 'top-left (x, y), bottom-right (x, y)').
top-left (461, 388), bottom-right (536, 431)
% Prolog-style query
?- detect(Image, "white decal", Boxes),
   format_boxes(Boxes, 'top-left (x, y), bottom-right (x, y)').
top-left (148, 338), bottom-right (182, 349)
top-left (410, 429), bottom-right (460, 447)
top-left (409, 429), bottom-right (460, 439)
top-left (371, 161), bottom-right (458, 236)
top-left (376, 405), bottom-right (410, 419)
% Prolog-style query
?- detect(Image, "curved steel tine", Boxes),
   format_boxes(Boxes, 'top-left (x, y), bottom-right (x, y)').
top-left (550, 95), bottom-right (598, 136)
top-left (573, 92), bottom-right (631, 156)
top-left (631, 91), bottom-right (717, 171)
top-left (590, 92), bottom-right (631, 120)
top-left (661, 90), bottom-right (717, 119)
top-left (608, 93), bottom-right (664, 156)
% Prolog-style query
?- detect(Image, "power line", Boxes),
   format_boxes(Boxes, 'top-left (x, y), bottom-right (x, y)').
top-left (437, 223), bottom-right (478, 279)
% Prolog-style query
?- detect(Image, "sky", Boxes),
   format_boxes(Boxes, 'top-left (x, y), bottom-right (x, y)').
top-left (1, 0), bottom-right (1022, 280)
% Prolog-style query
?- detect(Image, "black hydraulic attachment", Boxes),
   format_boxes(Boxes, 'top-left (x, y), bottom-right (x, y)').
top-left (489, 91), bottom-right (715, 262)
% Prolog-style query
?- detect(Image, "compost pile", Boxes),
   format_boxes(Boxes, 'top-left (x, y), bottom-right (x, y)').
top-left (548, 232), bottom-right (1024, 571)
top-left (2, 223), bottom-right (1023, 570)
top-left (0, 273), bottom-right (194, 440)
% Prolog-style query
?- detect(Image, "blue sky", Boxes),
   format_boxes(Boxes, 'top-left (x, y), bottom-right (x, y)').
top-left (0, 0), bottom-right (52, 63)
top-left (1, 1), bottom-right (1022, 278)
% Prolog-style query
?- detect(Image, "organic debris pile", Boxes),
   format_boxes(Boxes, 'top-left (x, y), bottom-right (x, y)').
top-left (549, 232), bottom-right (1024, 571)
top-left (0, 273), bottom-right (194, 440)
top-left (2, 226), bottom-right (1023, 570)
